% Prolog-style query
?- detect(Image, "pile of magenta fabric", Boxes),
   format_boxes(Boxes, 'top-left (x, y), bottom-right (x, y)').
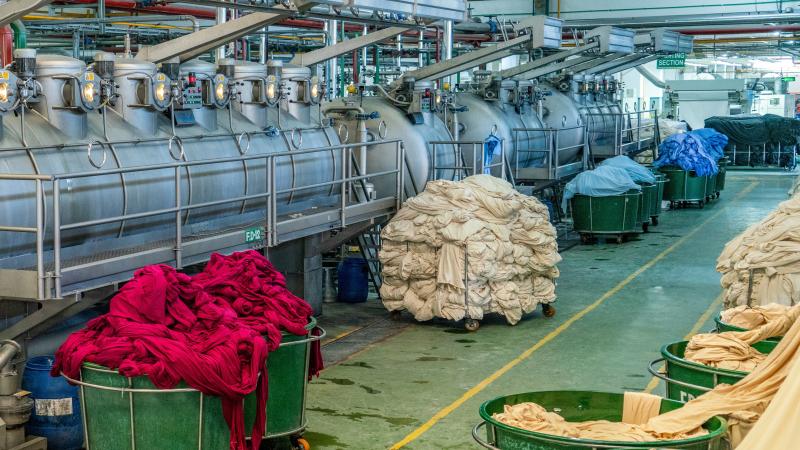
top-left (52, 250), bottom-right (322, 450)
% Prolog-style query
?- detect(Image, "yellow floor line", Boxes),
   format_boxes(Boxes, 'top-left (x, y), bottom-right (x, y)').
top-left (644, 293), bottom-right (724, 394)
top-left (322, 326), bottom-right (364, 347)
top-left (389, 181), bottom-right (759, 449)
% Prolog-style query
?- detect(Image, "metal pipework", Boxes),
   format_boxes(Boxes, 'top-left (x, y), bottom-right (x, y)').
top-left (0, 341), bottom-right (21, 373)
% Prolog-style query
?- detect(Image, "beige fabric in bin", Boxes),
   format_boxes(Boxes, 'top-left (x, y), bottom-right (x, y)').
top-left (379, 175), bottom-right (561, 324)
top-left (720, 303), bottom-right (793, 330)
top-left (494, 308), bottom-right (800, 447)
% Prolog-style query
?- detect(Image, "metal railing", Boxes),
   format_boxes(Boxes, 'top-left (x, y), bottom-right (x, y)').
top-left (586, 107), bottom-right (661, 157)
top-left (0, 137), bottom-right (405, 301)
top-left (428, 139), bottom-right (506, 181)
top-left (512, 125), bottom-right (588, 182)
top-left (726, 142), bottom-right (798, 170)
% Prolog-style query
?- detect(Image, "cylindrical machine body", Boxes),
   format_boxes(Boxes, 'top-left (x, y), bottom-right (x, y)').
top-left (324, 83), bottom-right (457, 197)
top-left (540, 84), bottom-right (585, 166)
top-left (34, 54), bottom-right (89, 139)
top-left (22, 356), bottom-right (83, 450)
top-left (0, 56), bottom-right (340, 269)
top-left (456, 84), bottom-right (546, 175)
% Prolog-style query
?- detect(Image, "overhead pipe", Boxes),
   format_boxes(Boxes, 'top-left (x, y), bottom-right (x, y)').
top-left (636, 65), bottom-right (666, 89)
top-left (56, 0), bottom-right (216, 19)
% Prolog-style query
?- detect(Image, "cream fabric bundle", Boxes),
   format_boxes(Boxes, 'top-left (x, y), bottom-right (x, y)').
top-left (683, 307), bottom-right (796, 372)
top-left (379, 175), bottom-right (560, 325)
top-left (720, 303), bottom-right (793, 330)
top-left (718, 195), bottom-right (800, 308)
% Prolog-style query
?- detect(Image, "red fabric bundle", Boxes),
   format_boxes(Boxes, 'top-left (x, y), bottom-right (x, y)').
top-left (52, 250), bottom-right (321, 450)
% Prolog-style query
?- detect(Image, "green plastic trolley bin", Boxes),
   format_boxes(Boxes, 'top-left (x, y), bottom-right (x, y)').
top-left (571, 190), bottom-right (642, 244)
top-left (637, 182), bottom-right (658, 232)
top-left (705, 173), bottom-right (718, 202)
top-left (474, 391), bottom-right (727, 449)
top-left (648, 339), bottom-right (777, 402)
top-left (661, 167), bottom-right (708, 208)
top-left (66, 318), bottom-right (324, 450)
top-left (716, 157), bottom-right (728, 196)
top-left (651, 173), bottom-right (667, 225)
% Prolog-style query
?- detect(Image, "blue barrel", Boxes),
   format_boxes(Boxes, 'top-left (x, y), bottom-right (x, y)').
top-left (338, 258), bottom-right (369, 303)
top-left (22, 356), bottom-right (83, 450)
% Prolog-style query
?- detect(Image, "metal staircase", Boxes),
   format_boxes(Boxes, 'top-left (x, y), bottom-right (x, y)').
top-left (357, 222), bottom-right (385, 295)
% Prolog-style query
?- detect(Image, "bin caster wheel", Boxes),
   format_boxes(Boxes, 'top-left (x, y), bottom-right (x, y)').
top-left (389, 310), bottom-right (403, 321)
top-left (542, 304), bottom-right (556, 318)
top-left (580, 234), bottom-right (591, 244)
top-left (669, 201), bottom-right (675, 209)
top-left (651, 216), bottom-right (659, 226)
top-left (465, 319), bottom-right (480, 332)
top-left (716, 192), bottom-right (721, 199)
top-left (698, 200), bottom-right (705, 209)
top-left (642, 222), bottom-right (649, 233)
top-left (294, 438), bottom-right (310, 450)
top-left (616, 235), bottom-right (624, 244)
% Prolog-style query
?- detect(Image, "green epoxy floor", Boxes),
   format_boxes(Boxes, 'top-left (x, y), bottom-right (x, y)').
top-left (307, 172), bottom-right (795, 450)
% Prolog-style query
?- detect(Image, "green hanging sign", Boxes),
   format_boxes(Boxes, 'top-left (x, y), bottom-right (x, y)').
top-left (657, 53), bottom-right (686, 69)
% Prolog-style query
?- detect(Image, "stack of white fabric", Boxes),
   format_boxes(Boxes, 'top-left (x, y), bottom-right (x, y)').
top-left (631, 119), bottom-right (687, 164)
top-left (718, 195), bottom-right (800, 308)
top-left (379, 175), bottom-right (561, 325)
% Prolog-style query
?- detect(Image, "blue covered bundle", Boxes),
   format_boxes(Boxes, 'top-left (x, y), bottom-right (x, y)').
top-left (562, 165), bottom-right (641, 211)
top-left (692, 128), bottom-right (729, 160)
top-left (599, 155), bottom-right (656, 184)
top-left (654, 128), bottom-right (724, 176)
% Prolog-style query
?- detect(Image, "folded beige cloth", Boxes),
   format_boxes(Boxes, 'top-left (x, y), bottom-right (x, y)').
top-left (718, 196), bottom-right (800, 308)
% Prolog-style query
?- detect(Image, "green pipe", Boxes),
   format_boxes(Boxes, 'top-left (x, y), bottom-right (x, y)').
top-left (11, 20), bottom-right (26, 49)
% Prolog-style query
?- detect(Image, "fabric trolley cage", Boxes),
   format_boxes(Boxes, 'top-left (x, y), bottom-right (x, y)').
top-left (61, 319), bottom-right (325, 450)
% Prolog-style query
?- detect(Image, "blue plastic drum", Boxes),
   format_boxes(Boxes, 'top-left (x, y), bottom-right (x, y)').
top-left (22, 356), bottom-right (83, 450)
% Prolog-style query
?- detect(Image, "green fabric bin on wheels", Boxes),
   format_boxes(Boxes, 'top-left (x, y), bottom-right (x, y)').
top-left (649, 339), bottom-right (778, 402)
top-left (661, 167), bottom-right (708, 208)
top-left (651, 173), bottom-right (667, 225)
top-left (716, 157), bottom-right (729, 195)
top-left (473, 391), bottom-right (727, 450)
top-left (67, 318), bottom-right (322, 450)
top-left (705, 173), bottom-right (718, 202)
top-left (571, 190), bottom-right (641, 243)
top-left (636, 182), bottom-right (657, 232)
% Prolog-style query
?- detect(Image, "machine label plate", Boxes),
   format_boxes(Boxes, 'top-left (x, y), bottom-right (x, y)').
top-left (35, 398), bottom-right (73, 416)
top-left (245, 227), bottom-right (266, 244)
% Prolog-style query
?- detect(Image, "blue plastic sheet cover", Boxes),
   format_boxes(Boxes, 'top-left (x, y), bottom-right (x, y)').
top-left (654, 130), bottom-right (720, 176)
top-left (484, 134), bottom-right (502, 175)
top-left (692, 128), bottom-right (729, 160)
top-left (562, 165), bottom-right (641, 211)
top-left (599, 155), bottom-right (656, 184)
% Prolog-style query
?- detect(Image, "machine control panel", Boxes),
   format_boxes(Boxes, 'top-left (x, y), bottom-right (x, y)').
top-left (179, 72), bottom-right (202, 109)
